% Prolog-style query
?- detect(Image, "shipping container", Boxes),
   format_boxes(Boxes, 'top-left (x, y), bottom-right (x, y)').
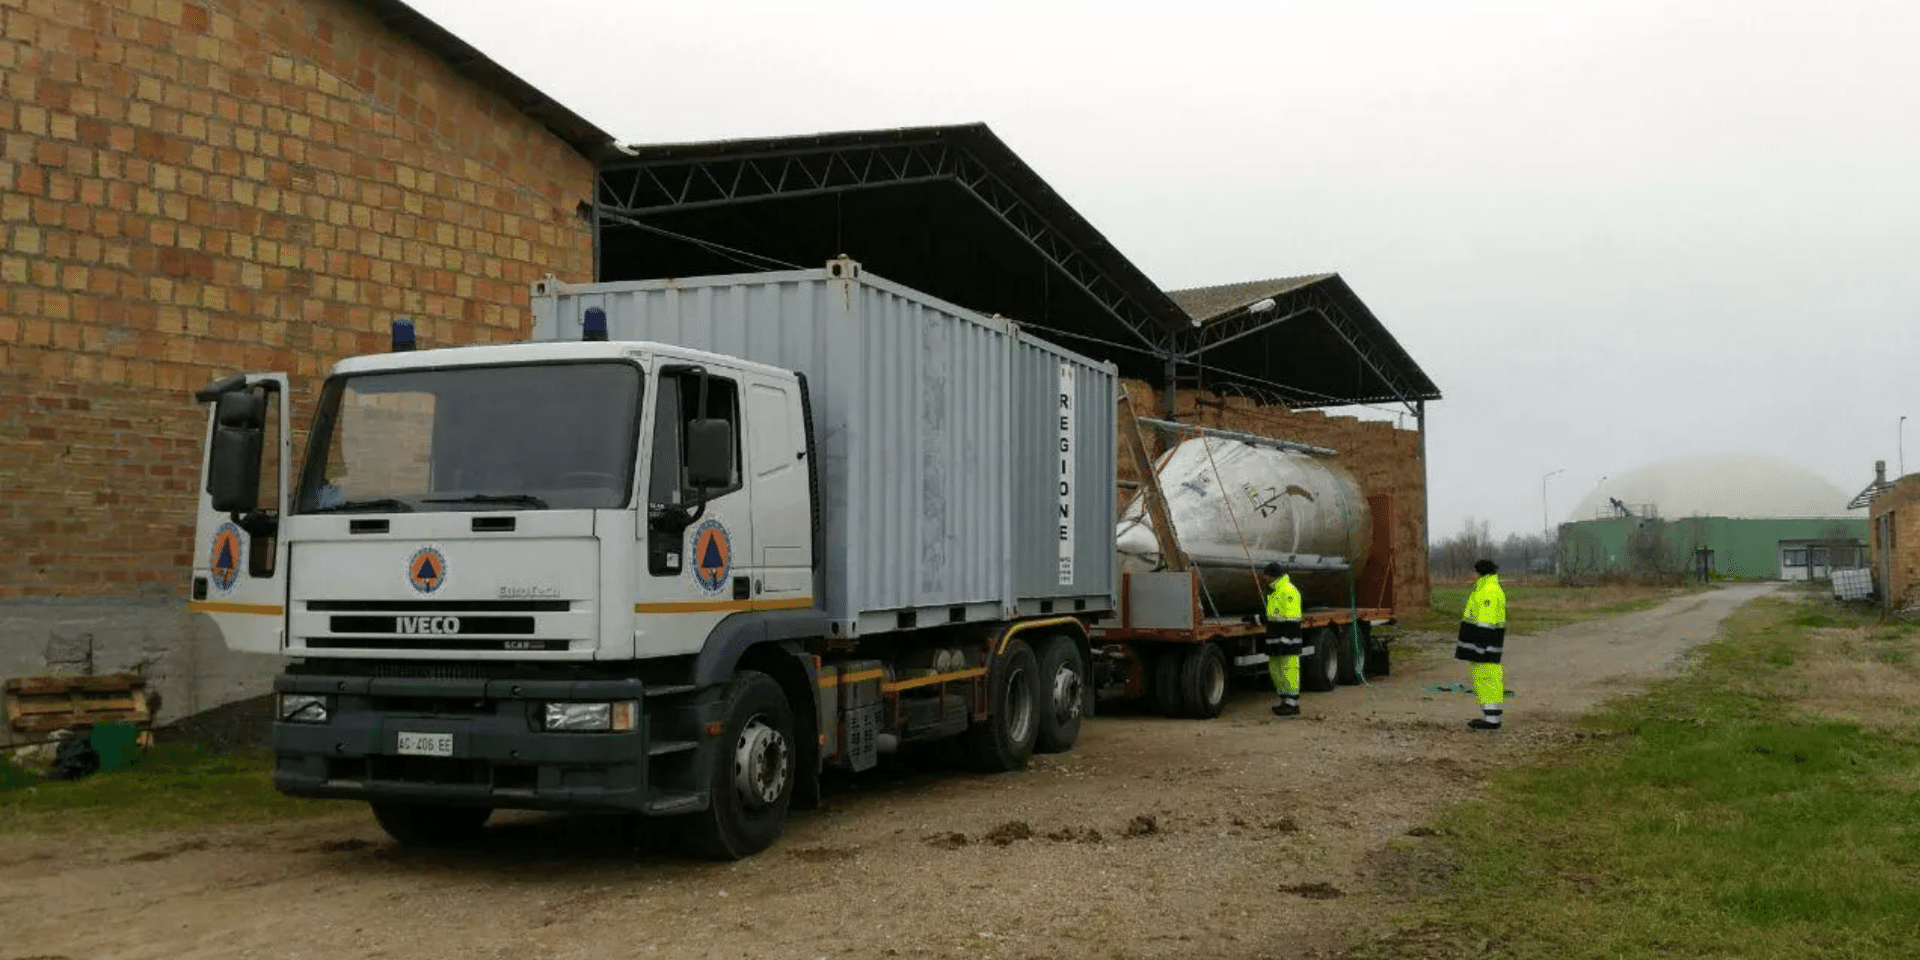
top-left (529, 258), bottom-right (1119, 636)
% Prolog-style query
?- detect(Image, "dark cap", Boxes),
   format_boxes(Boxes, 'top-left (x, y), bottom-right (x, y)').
top-left (1474, 559), bottom-right (1498, 576)
top-left (1262, 561), bottom-right (1284, 577)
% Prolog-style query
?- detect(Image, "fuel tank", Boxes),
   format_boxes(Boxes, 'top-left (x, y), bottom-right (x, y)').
top-left (1116, 436), bottom-right (1370, 613)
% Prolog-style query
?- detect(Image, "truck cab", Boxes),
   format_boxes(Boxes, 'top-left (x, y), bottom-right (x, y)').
top-left (191, 337), bottom-right (834, 857)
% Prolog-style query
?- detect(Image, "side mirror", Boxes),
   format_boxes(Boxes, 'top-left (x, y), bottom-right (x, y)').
top-left (684, 418), bottom-right (733, 490)
top-left (208, 390), bottom-right (267, 513)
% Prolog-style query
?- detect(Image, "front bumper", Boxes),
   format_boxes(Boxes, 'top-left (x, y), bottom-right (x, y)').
top-left (270, 672), bottom-right (706, 813)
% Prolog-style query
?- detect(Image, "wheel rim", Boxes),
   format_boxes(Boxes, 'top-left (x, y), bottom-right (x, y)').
top-left (1005, 664), bottom-right (1034, 744)
top-left (1322, 632), bottom-right (1338, 683)
top-left (1203, 654), bottom-right (1226, 707)
top-left (732, 715), bottom-right (790, 810)
top-left (1050, 661), bottom-right (1082, 724)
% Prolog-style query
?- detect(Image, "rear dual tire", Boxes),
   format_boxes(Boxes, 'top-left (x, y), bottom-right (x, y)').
top-left (1151, 643), bottom-right (1229, 719)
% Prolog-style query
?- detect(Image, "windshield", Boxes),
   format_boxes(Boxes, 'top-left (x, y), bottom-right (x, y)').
top-left (296, 361), bottom-right (642, 513)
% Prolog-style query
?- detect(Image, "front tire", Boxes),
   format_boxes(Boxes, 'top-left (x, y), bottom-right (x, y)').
top-left (964, 638), bottom-right (1041, 772)
top-left (685, 670), bottom-right (796, 861)
top-left (1034, 635), bottom-right (1087, 754)
top-left (371, 803), bottom-right (490, 847)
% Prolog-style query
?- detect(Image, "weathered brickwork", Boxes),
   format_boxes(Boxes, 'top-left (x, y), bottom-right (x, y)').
top-left (1117, 379), bottom-right (1431, 613)
top-left (0, 0), bottom-right (597, 600)
top-left (1869, 476), bottom-right (1920, 610)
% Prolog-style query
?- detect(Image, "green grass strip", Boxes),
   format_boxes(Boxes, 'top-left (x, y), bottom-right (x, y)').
top-left (1363, 598), bottom-right (1920, 959)
top-left (1, 742), bottom-right (349, 834)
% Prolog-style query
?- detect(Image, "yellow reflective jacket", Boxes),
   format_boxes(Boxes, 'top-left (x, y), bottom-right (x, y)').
top-left (1462, 574), bottom-right (1507, 628)
top-left (1266, 575), bottom-right (1302, 622)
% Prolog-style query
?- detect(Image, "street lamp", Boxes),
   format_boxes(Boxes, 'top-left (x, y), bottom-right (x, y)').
top-left (1901, 416), bottom-right (1907, 478)
top-left (1542, 469), bottom-right (1565, 539)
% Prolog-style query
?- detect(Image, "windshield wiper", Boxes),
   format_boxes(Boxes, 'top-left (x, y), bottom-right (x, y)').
top-left (311, 497), bottom-right (414, 514)
top-left (423, 494), bottom-right (549, 509)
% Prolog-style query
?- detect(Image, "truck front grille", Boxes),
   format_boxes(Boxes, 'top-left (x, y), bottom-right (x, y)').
top-left (305, 600), bottom-right (572, 612)
top-left (303, 637), bottom-right (571, 652)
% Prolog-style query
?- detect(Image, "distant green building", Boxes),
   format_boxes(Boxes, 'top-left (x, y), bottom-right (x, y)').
top-left (1557, 515), bottom-right (1868, 581)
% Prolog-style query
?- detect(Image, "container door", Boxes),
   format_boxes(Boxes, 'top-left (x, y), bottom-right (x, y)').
top-left (189, 373), bottom-right (291, 654)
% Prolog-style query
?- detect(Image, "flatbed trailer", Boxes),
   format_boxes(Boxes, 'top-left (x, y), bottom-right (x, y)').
top-left (1089, 567), bottom-right (1394, 718)
top-left (1089, 395), bottom-right (1398, 718)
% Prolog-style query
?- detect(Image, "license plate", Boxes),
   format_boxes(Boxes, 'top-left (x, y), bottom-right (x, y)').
top-left (396, 732), bottom-right (454, 757)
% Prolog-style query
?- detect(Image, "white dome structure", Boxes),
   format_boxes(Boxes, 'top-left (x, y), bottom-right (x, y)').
top-left (1567, 454), bottom-right (1859, 522)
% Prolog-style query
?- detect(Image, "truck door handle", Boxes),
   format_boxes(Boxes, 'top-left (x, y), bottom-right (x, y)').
top-left (733, 577), bottom-right (750, 600)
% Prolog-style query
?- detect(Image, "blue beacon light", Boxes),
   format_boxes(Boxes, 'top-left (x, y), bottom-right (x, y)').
top-left (391, 317), bottom-right (416, 352)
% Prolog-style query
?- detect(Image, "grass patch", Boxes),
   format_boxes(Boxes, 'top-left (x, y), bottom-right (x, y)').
top-left (0, 742), bottom-right (349, 834)
top-left (1413, 578), bottom-right (1700, 636)
top-left (1360, 597), bottom-right (1920, 960)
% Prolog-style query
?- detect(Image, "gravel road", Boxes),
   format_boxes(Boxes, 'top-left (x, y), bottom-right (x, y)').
top-left (0, 584), bottom-right (1777, 960)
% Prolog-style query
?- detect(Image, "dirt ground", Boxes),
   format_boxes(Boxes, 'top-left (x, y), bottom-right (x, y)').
top-left (0, 584), bottom-right (1778, 960)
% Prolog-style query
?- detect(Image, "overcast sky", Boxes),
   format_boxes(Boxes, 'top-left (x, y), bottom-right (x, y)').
top-left (409, 0), bottom-right (1918, 540)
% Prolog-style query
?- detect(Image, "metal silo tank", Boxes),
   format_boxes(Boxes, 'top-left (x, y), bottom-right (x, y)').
top-left (1115, 436), bottom-right (1371, 613)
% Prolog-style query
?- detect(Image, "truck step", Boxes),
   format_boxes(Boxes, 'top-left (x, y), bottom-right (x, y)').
top-left (646, 792), bottom-right (703, 815)
top-left (644, 684), bottom-right (698, 699)
top-left (648, 740), bottom-right (698, 757)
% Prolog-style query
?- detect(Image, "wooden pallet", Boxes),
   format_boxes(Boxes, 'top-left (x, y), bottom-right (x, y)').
top-left (4, 674), bottom-right (153, 738)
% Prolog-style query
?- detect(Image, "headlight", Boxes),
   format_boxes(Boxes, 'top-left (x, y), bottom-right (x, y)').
top-left (280, 693), bottom-right (331, 724)
top-left (542, 701), bottom-right (637, 732)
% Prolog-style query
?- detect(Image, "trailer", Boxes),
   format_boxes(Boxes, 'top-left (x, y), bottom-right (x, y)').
top-left (1086, 395), bottom-right (1397, 718)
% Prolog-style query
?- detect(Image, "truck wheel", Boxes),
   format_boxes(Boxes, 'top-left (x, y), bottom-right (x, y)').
top-left (964, 638), bottom-right (1040, 772)
top-left (1179, 642), bottom-right (1229, 719)
top-left (685, 670), bottom-right (796, 861)
top-left (1301, 627), bottom-right (1337, 693)
top-left (1365, 630), bottom-right (1392, 678)
top-left (1034, 635), bottom-right (1086, 754)
top-left (1334, 622), bottom-right (1364, 686)
top-left (370, 803), bottom-right (490, 847)
top-left (1151, 649), bottom-right (1185, 718)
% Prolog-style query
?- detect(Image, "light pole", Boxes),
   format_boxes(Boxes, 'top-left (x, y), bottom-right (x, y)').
top-left (1901, 416), bottom-right (1908, 478)
top-left (1542, 469), bottom-right (1564, 539)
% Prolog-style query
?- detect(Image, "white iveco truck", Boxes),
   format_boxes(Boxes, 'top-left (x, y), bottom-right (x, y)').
top-left (188, 259), bottom-right (1117, 859)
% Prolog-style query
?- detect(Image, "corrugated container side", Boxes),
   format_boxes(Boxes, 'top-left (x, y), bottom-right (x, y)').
top-left (846, 279), bottom-right (1012, 622)
top-left (529, 265), bottom-right (1116, 632)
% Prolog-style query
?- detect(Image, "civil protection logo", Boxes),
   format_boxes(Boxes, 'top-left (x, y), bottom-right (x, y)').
top-left (209, 522), bottom-right (244, 593)
top-left (407, 545), bottom-right (448, 595)
top-left (688, 518), bottom-right (732, 594)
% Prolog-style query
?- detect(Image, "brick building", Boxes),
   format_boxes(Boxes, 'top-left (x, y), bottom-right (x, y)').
top-left (1868, 474), bottom-right (1920, 611)
top-left (0, 0), bottom-right (612, 730)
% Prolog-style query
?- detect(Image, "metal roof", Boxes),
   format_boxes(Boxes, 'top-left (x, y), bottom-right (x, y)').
top-left (592, 122), bottom-right (1440, 409)
top-left (346, 0), bottom-right (620, 162)
top-left (1167, 275), bottom-right (1442, 408)
top-left (596, 123), bottom-right (1193, 358)
top-left (1167, 275), bottom-right (1332, 321)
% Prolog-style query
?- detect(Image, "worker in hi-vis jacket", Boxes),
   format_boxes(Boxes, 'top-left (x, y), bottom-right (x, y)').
top-left (1454, 558), bottom-right (1509, 730)
top-left (1259, 561), bottom-right (1306, 717)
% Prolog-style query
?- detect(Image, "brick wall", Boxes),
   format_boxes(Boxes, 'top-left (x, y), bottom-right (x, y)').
top-left (1869, 476), bottom-right (1920, 610)
top-left (1116, 379), bottom-right (1431, 613)
top-left (0, 0), bottom-right (597, 601)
